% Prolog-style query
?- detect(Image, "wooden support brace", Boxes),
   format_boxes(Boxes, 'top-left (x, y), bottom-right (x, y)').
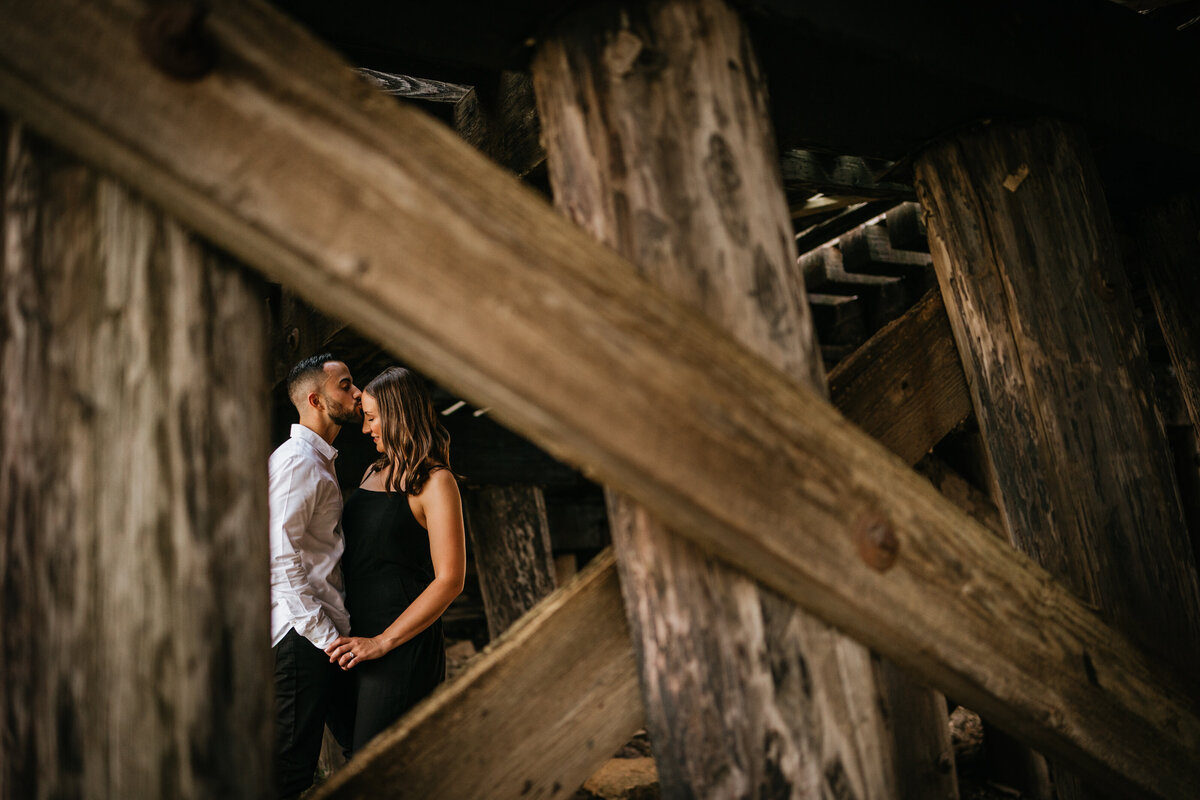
top-left (533, 2), bottom-right (953, 796)
top-left (915, 117), bottom-right (1200, 798)
top-left (316, 290), bottom-right (979, 800)
top-left (1, 2), bottom-right (1197, 796)
top-left (828, 289), bottom-right (971, 466)
top-left (1135, 193), bottom-right (1200, 444)
top-left (781, 149), bottom-right (916, 201)
top-left (462, 484), bottom-right (557, 639)
top-left (0, 117), bottom-right (271, 798)
top-left (315, 550), bottom-right (641, 800)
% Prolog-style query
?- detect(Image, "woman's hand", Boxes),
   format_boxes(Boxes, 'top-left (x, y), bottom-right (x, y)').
top-left (325, 636), bottom-right (387, 670)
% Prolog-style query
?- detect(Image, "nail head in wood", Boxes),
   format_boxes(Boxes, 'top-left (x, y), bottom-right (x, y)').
top-left (854, 513), bottom-right (899, 572)
top-left (137, 1), bottom-right (217, 82)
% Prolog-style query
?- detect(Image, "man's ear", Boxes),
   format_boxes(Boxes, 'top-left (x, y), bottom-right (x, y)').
top-left (307, 391), bottom-right (324, 412)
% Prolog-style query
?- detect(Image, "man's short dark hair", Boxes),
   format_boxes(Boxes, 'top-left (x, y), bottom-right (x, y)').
top-left (287, 352), bottom-right (337, 410)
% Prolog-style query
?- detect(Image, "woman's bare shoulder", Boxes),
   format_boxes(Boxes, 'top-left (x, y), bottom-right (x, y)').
top-left (424, 466), bottom-right (458, 492)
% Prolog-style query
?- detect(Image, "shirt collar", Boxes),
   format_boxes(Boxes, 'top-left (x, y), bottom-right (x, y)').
top-left (290, 423), bottom-right (339, 462)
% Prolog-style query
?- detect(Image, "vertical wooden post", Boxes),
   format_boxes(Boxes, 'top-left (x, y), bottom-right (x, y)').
top-left (914, 118), bottom-right (1200, 796)
top-left (462, 484), bottom-right (557, 638)
top-left (0, 119), bottom-right (272, 798)
top-left (1136, 195), bottom-right (1200, 432)
top-left (1135, 194), bottom-right (1200, 548)
top-left (534, 3), bottom-right (955, 797)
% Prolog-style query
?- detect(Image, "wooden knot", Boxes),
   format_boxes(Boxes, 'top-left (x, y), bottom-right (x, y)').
top-left (853, 513), bottom-right (898, 572)
top-left (138, 1), bottom-right (217, 82)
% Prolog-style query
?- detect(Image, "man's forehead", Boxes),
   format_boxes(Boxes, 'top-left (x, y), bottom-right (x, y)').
top-left (322, 361), bottom-right (352, 383)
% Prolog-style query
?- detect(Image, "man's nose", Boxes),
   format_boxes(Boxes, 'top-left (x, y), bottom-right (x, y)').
top-left (352, 385), bottom-right (362, 400)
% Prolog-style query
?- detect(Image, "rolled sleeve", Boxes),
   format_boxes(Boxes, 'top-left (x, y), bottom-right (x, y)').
top-left (269, 453), bottom-right (343, 647)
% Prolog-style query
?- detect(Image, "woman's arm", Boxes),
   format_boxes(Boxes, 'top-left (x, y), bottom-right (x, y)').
top-left (326, 469), bottom-right (465, 669)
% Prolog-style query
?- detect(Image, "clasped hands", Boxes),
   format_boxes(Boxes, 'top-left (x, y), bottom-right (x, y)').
top-left (325, 635), bottom-right (386, 670)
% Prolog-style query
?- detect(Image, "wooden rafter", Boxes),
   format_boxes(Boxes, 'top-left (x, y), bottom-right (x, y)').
top-left (781, 149), bottom-right (916, 202)
top-left (2, 2), bottom-right (1198, 796)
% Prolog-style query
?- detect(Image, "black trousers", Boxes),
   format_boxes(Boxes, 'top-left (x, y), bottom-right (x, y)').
top-left (273, 629), bottom-right (352, 800)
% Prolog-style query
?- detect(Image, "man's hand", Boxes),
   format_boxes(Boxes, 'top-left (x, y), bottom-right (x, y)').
top-left (325, 636), bottom-right (387, 670)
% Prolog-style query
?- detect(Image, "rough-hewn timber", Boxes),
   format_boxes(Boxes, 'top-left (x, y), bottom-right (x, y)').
top-left (2, 4), bottom-right (1199, 795)
top-left (314, 550), bottom-right (641, 800)
top-left (1135, 193), bottom-right (1200, 443)
top-left (915, 118), bottom-right (1200, 673)
top-left (534, 2), bottom-right (953, 797)
top-left (462, 484), bottom-right (557, 638)
top-left (827, 289), bottom-right (971, 466)
top-left (0, 118), bottom-right (271, 798)
top-left (315, 263), bottom-right (994, 800)
top-left (915, 117), bottom-right (1200, 799)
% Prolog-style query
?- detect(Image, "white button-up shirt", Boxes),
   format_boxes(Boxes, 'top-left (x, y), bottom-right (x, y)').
top-left (268, 424), bottom-right (351, 649)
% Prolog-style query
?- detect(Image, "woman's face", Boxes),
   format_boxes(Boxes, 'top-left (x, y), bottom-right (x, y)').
top-left (362, 392), bottom-right (384, 453)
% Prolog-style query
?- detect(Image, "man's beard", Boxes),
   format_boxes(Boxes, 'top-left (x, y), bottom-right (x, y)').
top-left (328, 404), bottom-right (363, 427)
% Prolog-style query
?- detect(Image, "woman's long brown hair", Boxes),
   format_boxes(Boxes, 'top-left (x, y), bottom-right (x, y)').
top-left (364, 367), bottom-right (452, 496)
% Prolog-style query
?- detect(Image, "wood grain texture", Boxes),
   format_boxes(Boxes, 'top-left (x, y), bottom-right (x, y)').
top-left (1135, 193), bottom-right (1200, 442)
top-left (313, 549), bottom-right (642, 800)
top-left (914, 119), bottom-right (1200, 674)
top-left (1, 4), bottom-right (1198, 795)
top-left (827, 289), bottom-right (972, 465)
top-left (534, 2), bottom-right (953, 797)
top-left (463, 484), bottom-right (557, 638)
top-left (311, 297), bottom-right (988, 800)
top-left (916, 119), bottom-right (1200, 799)
top-left (0, 118), bottom-right (271, 798)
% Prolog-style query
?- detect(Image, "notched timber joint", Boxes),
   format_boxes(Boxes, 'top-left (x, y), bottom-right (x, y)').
top-left (137, 1), bottom-right (217, 82)
top-left (853, 512), bottom-right (899, 572)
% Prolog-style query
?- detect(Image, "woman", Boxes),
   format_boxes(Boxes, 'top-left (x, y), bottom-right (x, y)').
top-left (324, 366), bottom-right (466, 751)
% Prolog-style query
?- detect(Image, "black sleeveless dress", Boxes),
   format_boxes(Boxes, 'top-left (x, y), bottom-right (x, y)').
top-left (340, 486), bottom-right (446, 751)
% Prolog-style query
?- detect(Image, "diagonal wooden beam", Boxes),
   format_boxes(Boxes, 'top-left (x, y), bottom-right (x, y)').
top-left (314, 289), bottom-right (976, 799)
top-left (827, 288), bottom-right (971, 465)
top-left (317, 549), bottom-right (641, 800)
top-left (2, 2), bottom-right (1197, 796)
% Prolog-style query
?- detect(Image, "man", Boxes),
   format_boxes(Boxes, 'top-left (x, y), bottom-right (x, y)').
top-left (269, 353), bottom-right (362, 800)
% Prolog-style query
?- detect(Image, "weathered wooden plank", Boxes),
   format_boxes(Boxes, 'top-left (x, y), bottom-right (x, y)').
top-left (793, 199), bottom-right (895, 257)
top-left (0, 117), bottom-right (271, 798)
top-left (357, 68), bottom-right (544, 178)
top-left (915, 117), bottom-right (1200, 798)
top-left (2, 4), bottom-right (1198, 795)
top-left (915, 118), bottom-right (1200, 673)
top-left (356, 68), bottom-right (471, 104)
top-left (314, 549), bottom-right (642, 800)
top-left (801, 245), bottom-right (911, 336)
top-left (1126, 194), bottom-right (1200, 567)
top-left (534, 3), bottom-right (953, 797)
top-left (462, 484), bottom-right (558, 638)
top-left (468, 70), bottom-right (546, 179)
top-left (782, 149), bottom-right (915, 201)
top-left (319, 340), bottom-right (977, 800)
top-left (827, 289), bottom-right (972, 466)
top-left (884, 202), bottom-right (929, 253)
